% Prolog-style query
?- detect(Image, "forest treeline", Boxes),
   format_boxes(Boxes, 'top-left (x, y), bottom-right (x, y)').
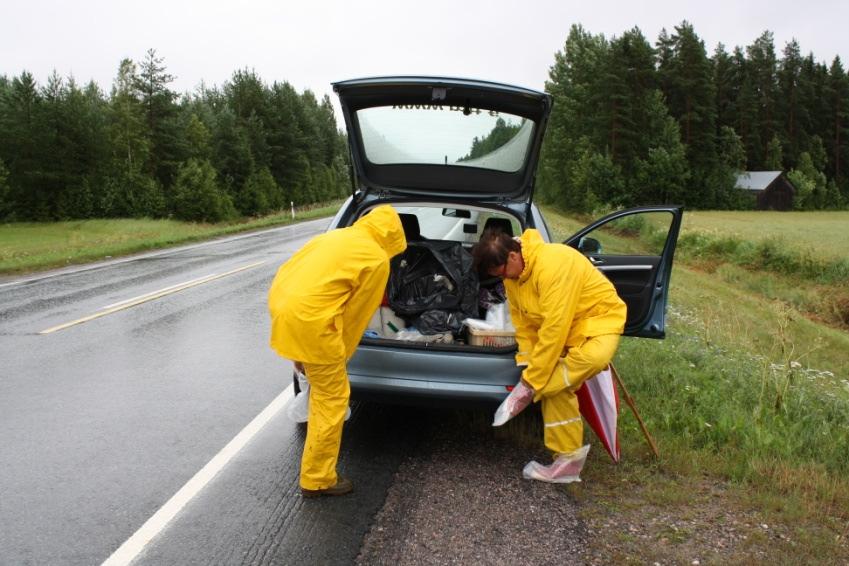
top-left (0, 50), bottom-right (348, 222)
top-left (2, 22), bottom-right (848, 222)
top-left (538, 23), bottom-right (849, 212)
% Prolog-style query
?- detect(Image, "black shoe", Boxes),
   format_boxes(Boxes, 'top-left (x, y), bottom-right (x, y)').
top-left (301, 477), bottom-right (353, 498)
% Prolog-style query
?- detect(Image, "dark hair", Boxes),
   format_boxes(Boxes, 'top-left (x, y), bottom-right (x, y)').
top-left (471, 229), bottom-right (521, 276)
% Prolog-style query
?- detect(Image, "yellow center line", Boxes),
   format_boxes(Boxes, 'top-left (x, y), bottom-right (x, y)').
top-left (38, 261), bottom-right (266, 335)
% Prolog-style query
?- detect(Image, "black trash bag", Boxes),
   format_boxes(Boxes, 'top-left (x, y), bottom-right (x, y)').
top-left (388, 241), bottom-right (479, 333)
top-left (414, 309), bottom-right (464, 335)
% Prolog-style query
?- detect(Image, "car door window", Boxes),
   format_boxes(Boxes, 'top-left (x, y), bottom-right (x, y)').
top-left (566, 207), bottom-right (683, 338)
top-left (576, 212), bottom-right (673, 257)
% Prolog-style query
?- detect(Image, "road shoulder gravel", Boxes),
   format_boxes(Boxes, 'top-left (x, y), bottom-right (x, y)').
top-left (356, 411), bottom-right (589, 565)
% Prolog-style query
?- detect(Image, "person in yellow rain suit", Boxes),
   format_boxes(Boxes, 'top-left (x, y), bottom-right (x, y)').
top-left (268, 205), bottom-right (406, 497)
top-left (472, 228), bottom-right (626, 483)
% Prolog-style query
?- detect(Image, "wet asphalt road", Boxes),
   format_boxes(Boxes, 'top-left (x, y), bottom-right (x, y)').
top-left (0, 219), bottom-right (427, 565)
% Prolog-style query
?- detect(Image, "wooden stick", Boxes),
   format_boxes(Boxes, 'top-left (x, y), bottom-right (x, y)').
top-left (610, 363), bottom-right (660, 459)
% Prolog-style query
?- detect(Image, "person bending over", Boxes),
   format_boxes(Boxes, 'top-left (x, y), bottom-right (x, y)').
top-left (268, 205), bottom-right (407, 497)
top-left (472, 228), bottom-right (626, 483)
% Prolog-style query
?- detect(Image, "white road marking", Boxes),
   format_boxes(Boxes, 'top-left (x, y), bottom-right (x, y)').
top-left (101, 384), bottom-right (295, 566)
top-left (38, 261), bottom-right (266, 334)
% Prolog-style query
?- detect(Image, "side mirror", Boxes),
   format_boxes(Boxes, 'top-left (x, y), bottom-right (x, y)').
top-left (463, 223), bottom-right (478, 234)
top-left (578, 236), bottom-right (602, 255)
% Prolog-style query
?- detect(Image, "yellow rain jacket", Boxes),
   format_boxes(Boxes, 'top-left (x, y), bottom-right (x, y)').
top-left (268, 205), bottom-right (407, 364)
top-left (504, 229), bottom-right (626, 392)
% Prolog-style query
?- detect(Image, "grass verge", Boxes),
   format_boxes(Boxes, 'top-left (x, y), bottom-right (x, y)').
top-left (535, 206), bottom-right (849, 563)
top-left (0, 200), bottom-right (344, 275)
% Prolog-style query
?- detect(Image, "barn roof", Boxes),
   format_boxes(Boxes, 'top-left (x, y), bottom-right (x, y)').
top-left (735, 171), bottom-right (783, 191)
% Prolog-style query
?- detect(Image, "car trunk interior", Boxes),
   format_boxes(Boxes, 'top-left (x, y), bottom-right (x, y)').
top-left (357, 204), bottom-right (520, 352)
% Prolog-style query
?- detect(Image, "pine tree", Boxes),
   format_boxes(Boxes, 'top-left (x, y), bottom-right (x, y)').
top-left (765, 134), bottom-right (784, 169)
top-left (0, 158), bottom-right (9, 218)
top-left (602, 28), bottom-right (657, 173)
top-left (712, 43), bottom-right (736, 133)
top-left (105, 58), bottom-right (159, 216)
top-left (747, 32), bottom-right (780, 166)
top-left (631, 91), bottom-right (690, 205)
top-left (540, 24), bottom-right (610, 207)
top-left (135, 49), bottom-right (182, 191)
top-left (825, 57), bottom-right (849, 188)
top-left (660, 21), bottom-right (717, 169)
top-left (171, 158), bottom-right (235, 221)
top-left (778, 40), bottom-right (805, 167)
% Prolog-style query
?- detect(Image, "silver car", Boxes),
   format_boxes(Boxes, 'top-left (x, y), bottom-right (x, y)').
top-left (309, 76), bottom-right (682, 407)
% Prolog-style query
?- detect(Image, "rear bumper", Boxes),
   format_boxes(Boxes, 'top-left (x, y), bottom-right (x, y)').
top-left (347, 341), bottom-right (520, 408)
top-left (349, 373), bottom-right (510, 407)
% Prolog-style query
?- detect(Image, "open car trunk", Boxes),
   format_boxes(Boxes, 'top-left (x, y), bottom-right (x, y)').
top-left (360, 239), bottom-right (517, 352)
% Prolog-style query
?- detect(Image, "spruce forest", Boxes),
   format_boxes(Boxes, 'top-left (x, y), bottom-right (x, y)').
top-left (1, 22), bottom-right (848, 222)
top-left (538, 23), bottom-right (849, 212)
top-left (0, 50), bottom-right (349, 222)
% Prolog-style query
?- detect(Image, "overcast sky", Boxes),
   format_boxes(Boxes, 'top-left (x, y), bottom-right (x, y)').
top-left (4, 0), bottom-right (848, 125)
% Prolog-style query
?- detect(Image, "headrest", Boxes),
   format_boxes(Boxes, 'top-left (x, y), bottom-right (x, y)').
top-left (482, 217), bottom-right (514, 237)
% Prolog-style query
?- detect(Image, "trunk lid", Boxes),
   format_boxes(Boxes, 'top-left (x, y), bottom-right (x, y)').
top-left (333, 76), bottom-right (551, 202)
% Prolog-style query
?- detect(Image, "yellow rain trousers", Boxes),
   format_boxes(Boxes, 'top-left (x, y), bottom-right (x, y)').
top-left (268, 205), bottom-right (406, 490)
top-left (504, 229), bottom-right (626, 456)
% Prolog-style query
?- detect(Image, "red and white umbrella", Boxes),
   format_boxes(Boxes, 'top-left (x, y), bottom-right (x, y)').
top-left (576, 364), bottom-right (621, 462)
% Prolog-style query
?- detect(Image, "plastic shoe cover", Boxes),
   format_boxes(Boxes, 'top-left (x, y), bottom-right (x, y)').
top-left (522, 445), bottom-right (591, 484)
top-left (492, 380), bottom-right (535, 426)
top-left (287, 370), bottom-right (351, 423)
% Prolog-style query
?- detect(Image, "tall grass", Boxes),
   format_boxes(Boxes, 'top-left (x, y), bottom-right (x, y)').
top-left (677, 232), bottom-right (849, 284)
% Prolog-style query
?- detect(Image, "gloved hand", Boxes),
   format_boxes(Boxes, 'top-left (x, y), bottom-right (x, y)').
top-left (492, 380), bottom-right (535, 426)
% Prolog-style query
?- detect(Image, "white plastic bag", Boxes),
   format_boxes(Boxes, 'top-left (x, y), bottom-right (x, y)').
top-left (287, 369), bottom-right (351, 423)
top-left (492, 380), bottom-right (535, 426)
top-left (485, 302), bottom-right (510, 330)
top-left (462, 318), bottom-right (497, 331)
top-left (522, 445), bottom-right (590, 483)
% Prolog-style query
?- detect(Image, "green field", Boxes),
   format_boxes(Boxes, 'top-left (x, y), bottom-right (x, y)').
top-left (682, 210), bottom-right (849, 262)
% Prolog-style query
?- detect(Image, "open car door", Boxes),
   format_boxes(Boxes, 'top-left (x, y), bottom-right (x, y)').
top-left (564, 206), bottom-right (683, 338)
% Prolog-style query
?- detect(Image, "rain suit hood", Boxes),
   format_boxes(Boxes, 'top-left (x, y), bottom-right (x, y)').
top-left (268, 205), bottom-right (406, 365)
top-left (354, 205), bottom-right (408, 259)
top-left (517, 229), bottom-right (545, 284)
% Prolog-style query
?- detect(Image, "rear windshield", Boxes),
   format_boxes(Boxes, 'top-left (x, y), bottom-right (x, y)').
top-left (356, 105), bottom-right (534, 173)
top-left (389, 205), bottom-right (521, 244)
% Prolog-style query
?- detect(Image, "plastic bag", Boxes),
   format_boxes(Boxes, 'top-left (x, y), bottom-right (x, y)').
top-left (462, 318), bottom-right (497, 331)
top-left (522, 445), bottom-right (590, 484)
top-left (395, 328), bottom-right (454, 343)
top-left (484, 302), bottom-right (513, 330)
top-left (388, 241), bottom-right (478, 322)
top-left (414, 309), bottom-right (463, 335)
top-left (287, 369), bottom-right (351, 423)
top-left (492, 380), bottom-right (535, 426)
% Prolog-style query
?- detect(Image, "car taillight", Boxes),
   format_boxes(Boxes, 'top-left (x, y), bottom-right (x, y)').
top-left (505, 385), bottom-right (514, 392)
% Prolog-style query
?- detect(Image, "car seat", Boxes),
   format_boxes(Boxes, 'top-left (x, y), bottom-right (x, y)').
top-left (482, 217), bottom-right (514, 237)
top-left (399, 213), bottom-right (423, 241)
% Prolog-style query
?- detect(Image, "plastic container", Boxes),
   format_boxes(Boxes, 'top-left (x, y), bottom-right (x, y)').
top-left (467, 326), bottom-right (516, 347)
top-left (380, 306), bottom-right (407, 337)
